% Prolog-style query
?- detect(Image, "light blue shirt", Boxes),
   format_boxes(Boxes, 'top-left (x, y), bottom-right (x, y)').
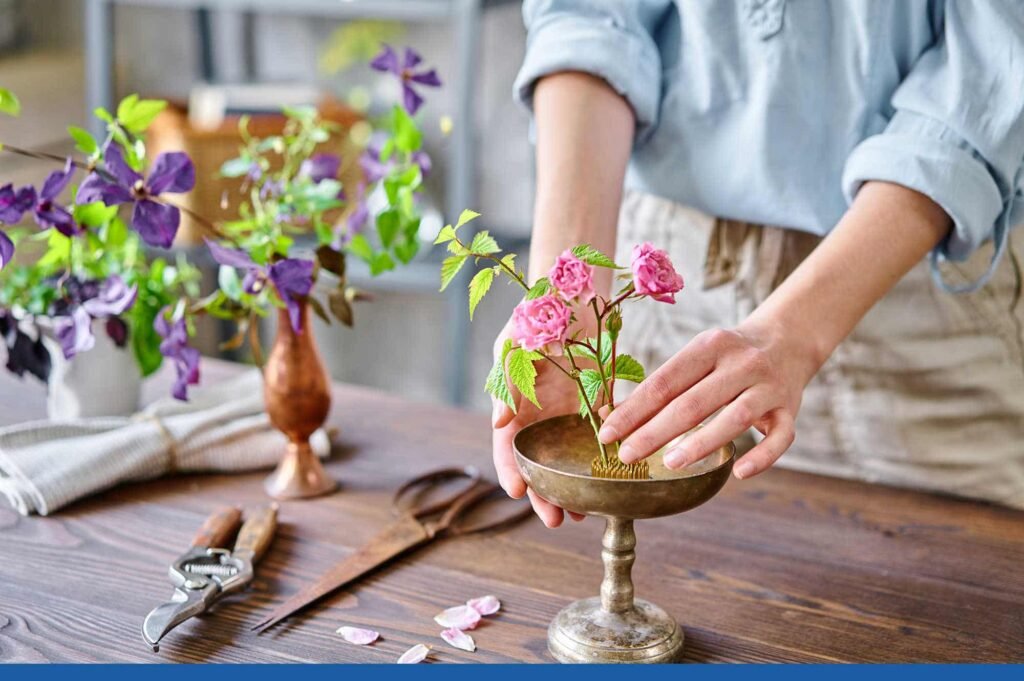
top-left (514, 0), bottom-right (1024, 291)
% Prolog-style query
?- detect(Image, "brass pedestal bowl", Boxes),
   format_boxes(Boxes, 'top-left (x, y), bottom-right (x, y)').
top-left (513, 414), bottom-right (735, 664)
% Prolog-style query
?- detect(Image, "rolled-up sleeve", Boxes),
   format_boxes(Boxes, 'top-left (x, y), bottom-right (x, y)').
top-left (842, 0), bottom-right (1024, 266)
top-left (513, 0), bottom-right (671, 142)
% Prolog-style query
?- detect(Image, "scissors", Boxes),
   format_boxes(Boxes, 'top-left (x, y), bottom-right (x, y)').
top-left (143, 504), bottom-right (278, 651)
top-left (250, 466), bottom-right (531, 633)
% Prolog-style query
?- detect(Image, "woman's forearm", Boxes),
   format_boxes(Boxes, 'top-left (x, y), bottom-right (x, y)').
top-left (746, 180), bottom-right (953, 380)
top-left (530, 72), bottom-right (635, 293)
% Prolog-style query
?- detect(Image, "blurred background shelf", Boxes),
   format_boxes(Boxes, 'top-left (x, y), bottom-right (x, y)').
top-left (31, 0), bottom-right (536, 407)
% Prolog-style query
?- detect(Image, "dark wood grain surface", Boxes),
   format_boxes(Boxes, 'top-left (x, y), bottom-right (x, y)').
top-left (0, 360), bottom-right (1021, 663)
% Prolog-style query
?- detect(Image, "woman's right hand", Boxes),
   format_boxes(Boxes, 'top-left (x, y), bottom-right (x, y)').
top-left (491, 320), bottom-right (586, 528)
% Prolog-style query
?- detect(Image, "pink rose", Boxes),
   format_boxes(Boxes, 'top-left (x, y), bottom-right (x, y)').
top-left (548, 250), bottom-right (595, 304)
top-left (631, 242), bottom-right (684, 303)
top-left (511, 294), bottom-right (572, 352)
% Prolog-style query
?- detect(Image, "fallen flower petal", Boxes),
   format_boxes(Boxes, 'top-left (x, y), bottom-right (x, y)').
top-left (434, 605), bottom-right (481, 631)
top-left (396, 643), bottom-right (430, 664)
top-left (467, 595), bottom-right (501, 616)
top-left (441, 627), bottom-right (476, 652)
top-left (336, 626), bottom-right (379, 645)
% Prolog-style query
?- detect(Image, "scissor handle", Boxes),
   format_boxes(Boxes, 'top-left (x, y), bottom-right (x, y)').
top-left (437, 482), bottom-right (533, 536)
top-left (234, 504), bottom-right (278, 563)
top-left (191, 506), bottom-right (242, 549)
top-left (392, 466), bottom-right (481, 518)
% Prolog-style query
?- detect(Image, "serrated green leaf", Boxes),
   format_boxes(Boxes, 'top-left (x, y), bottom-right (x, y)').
top-left (120, 97), bottom-right (167, 135)
top-left (507, 347), bottom-right (542, 409)
top-left (67, 126), bottom-right (97, 155)
top-left (456, 209), bottom-right (481, 229)
top-left (484, 339), bottom-right (516, 411)
top-left (468, 267), bottom-right (495, 320)
top-left (394, 238), bottom-right (419, 264)
top-left (574, 333), bottom-right (612, 366)
top-left (0, 88), bottom-right (20, 116)
top-left (525, 277), bottom-right (551, 300)
top-left (609, 353), bottom-right (644, 383)
top-left (571, 244), bottom-right (621, 268)
top-left (469, 231), bottom-right (500, 256)
top-left (434, 224), bottom-right (456, 245)
top-left (440, 254), bottom-right (467, 291)
top-left (447, 239), bottom-right (470, 256)
top-left (578, 368), bottom-right (603, 416)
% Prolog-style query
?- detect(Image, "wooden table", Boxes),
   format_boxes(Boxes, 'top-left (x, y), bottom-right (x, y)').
top-left (1, 360), bottom-right (1022, 663)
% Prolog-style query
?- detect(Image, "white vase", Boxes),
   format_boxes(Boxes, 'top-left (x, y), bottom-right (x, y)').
top-left (40, 318), bottom-right (142, 420)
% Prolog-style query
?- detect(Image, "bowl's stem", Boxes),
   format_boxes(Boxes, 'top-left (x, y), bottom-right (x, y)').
top-left (600, 516), bottom-right (636, 614)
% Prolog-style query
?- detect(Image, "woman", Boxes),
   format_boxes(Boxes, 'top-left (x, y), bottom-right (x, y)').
top-left (493, 0), bottom-right (1024, 526)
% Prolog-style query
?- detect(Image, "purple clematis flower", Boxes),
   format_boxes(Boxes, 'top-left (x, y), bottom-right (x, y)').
top-left (345, 181), bottom-right (370, 238)
top-left (0, 231), bottom-right (13, 272)
top-left (53, 275), bottom-right (138, 359)
top-left (0, 183), bottom-right (36, 223)
top-left (155, 307), bottom-right (200, 401)
top-left (77, 144), bottom-right (195, 248)
top-left (205, 240), bottom-right (315, 334)
top-left (370, 45), bottom-right (442, 115)
top-left (299, 153), bottom-right (341, 184)
top-left (32, 159), bottom-right (78, 236)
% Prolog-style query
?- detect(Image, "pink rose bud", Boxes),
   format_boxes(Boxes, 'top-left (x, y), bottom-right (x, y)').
top-left (548, 250), bottom-right (595, 304)
top-left (511, 294), bottom-right (572, 352)
top-left (631, 242), bottom-right (684, 303)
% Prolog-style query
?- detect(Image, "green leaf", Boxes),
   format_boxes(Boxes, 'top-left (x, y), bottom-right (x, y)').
top-left (484, 339), bottom-right (516, 411)
top-left (392, 105), bottom-right (423, 153)
top-left (571, 244), bottom-right (621, 269)
top-left (578, 368), bottom-right (603, 416)
top-left (394, 238), bottom-right (419, 264)
top-left (347, 233), bottom-right (374, 262)
top-left (369, 251), bottom-right (395, 276)
top-left (440, 254), bottom-right (467, 292)
top-left (73, 201), bottom-right (118, 228)
top-left (129, 300), bottom-right (165, 377)
top-left (434, 224), bottom-right (456, 245)
top-left (456, 209), bottom-right (481, 229)
top-left (573, 333), bottom-right (612, 366)
top-left (67, 126), bottom-right (98, 155)
top-left (468, 267), bottom-right (494, 320)
top-left (0, 88), bottom-right (20, 116)
top-left (469, 231), bottom-right (500, 256)
top-left (609, 353), bottom-right (645, 383)
top-left (117, 94), bottom-right (167, 134)
top-left (525, 277), bottom-right (551, 300)
top-left (218, 266), bottom-right (244, 301)
top-left (94, 107), bottom-right (115, 124)
top-left (507, 347), bottom-right (542, 409)
top-left (220, 157), bottom-right (252, 178)
top-left (376, 209), bottom-right (401, 247)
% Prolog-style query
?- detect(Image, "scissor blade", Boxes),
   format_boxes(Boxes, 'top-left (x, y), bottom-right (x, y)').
top-left (251, 514), bottom-right (430, 633)
top-left (142, 584), bottom-right (218, 651)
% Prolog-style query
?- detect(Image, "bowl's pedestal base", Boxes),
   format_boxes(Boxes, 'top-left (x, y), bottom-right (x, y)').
top-left (548, 597), bottom-right (684, 664)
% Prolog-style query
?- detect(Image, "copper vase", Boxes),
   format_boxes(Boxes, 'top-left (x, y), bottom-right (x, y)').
top-left (262, 301), bottom-right (337, 499)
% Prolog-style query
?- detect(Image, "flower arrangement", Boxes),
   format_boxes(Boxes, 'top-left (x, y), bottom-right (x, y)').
top-left (435, 214), bottom-right (684, 479)
top-left (0, 43), bottom-right (444, 402)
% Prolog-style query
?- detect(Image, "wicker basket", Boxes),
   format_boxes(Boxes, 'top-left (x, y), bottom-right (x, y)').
top-left (147, 99), bottom-right (365, 245)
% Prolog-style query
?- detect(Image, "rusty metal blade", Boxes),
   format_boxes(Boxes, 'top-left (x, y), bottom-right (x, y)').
top-left (250, 514), bottom-right (431, 633)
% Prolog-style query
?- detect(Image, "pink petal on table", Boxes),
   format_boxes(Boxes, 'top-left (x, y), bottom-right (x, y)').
top-left (336, 626), bottom-right (379, 645)
top-left (441, 627), bottom-right (476, 652)
top-left (433, 604), bottom-right (481, 631)
top-left (396, 643), bottom-right (431, 664)
top-left (467, 595), bottom-right (501, 616)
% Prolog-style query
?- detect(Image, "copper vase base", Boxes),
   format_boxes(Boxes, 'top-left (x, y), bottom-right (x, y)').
top-left (549, 597), bottom-right (684, 664)
top-left (263, 442), bottom-right (337, 500)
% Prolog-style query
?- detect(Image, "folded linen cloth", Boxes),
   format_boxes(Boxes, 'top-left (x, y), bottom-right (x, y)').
top-left (0, 369), bottom-right (330, 516)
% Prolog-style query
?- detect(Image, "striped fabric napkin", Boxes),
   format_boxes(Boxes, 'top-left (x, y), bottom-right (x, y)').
top-left (0, 370), bottom-right (330, 516)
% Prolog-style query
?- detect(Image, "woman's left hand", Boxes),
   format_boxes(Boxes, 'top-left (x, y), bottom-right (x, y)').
top-left (597, 318), bottom-right (822, 479)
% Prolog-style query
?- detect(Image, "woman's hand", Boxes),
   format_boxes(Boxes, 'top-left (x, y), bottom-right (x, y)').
top-left (598, 318), bottom-right (822, 478)
top-left (491, 320), bottom-right (587, 527)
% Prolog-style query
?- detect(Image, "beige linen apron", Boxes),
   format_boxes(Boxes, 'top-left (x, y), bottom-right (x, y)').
top-left (615, 191), bottom-right (1024, 509)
